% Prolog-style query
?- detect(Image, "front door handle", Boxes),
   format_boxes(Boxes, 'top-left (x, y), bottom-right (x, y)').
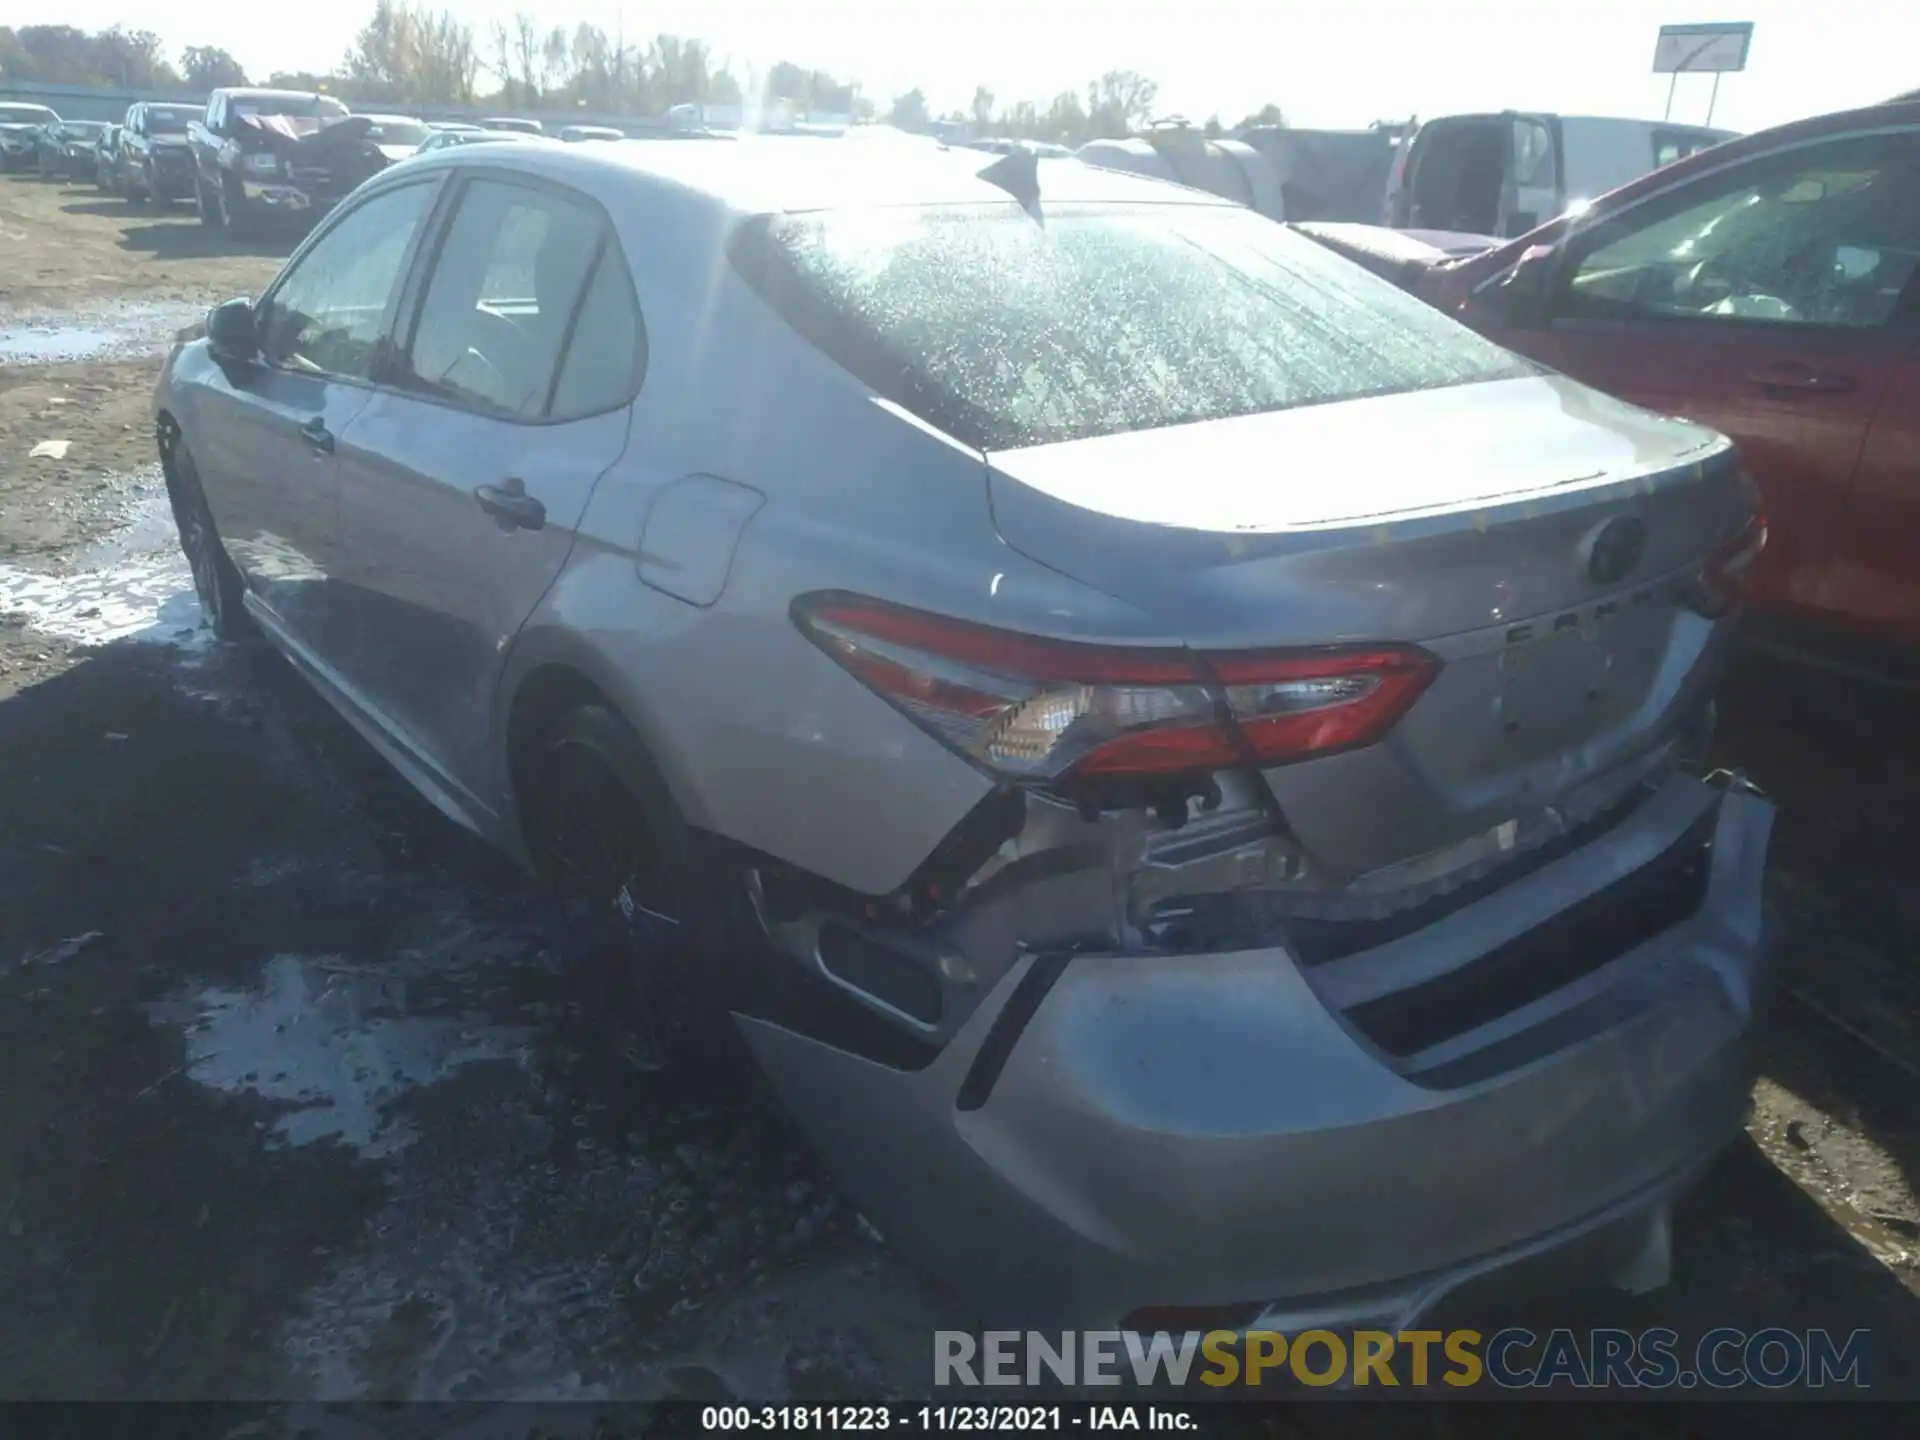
top-left (474, 478), bottom-right (546, 531)
top-left (1748, 362), bottom-right (1859, 397)
top-left (300, 415), bottom-right (335, 454)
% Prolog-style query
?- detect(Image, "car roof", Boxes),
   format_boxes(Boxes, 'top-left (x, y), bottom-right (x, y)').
top-left (419, 133), bottom-right (1242, 217)
top-left (216, 88), bottom-right (335, 103)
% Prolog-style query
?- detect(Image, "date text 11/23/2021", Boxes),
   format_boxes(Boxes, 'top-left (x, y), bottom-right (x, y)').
top-left (700, 1407), bottom-right (1196, 1431)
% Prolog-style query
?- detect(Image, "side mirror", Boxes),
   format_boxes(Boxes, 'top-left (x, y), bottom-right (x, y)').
top-left (1479, 243), bottom-right (1558, 329)
top-left (206, 297), bottom-right (258, 362)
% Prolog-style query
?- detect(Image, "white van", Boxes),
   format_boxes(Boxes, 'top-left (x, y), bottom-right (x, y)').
top-left (1385, 112), bottom-right (1735, 238)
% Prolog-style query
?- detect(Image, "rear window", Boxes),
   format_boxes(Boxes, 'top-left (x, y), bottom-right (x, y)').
top-left (729, 203), bottom-right (1533, 451)
top-left (231, 94), bottom-right (348, 120)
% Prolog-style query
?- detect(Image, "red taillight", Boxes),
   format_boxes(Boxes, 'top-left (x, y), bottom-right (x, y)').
top-left (794, 594), bottom-right (1438, 783)
top-left (1688, 506), bottom-right (1769, 617)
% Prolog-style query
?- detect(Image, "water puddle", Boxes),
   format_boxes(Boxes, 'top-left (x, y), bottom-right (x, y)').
top-left (0, 300), bottom-right (207, 367)
top-left (0, 487), bottom-right (204, 648)
top-left (151, 952), bottom-right (536, 1160)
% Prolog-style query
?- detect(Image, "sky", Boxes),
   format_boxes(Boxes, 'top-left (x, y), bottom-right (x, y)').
top-left (7, 0), bottom-right (1916, 133)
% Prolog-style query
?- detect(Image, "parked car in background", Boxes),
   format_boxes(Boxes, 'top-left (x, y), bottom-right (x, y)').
top-left (480, 116), bottom-right (543, 134)
top-left (188, 88), bottom-right (355, 237)
top-left (559, 124), bottom-right (625, 142)
top-left (156, 139), bottom-right (1772, 1328)
top-left (0, 102), bottom-right (59, 171)
top-left (37, 120), bottom-right (111, 181)
top-left (352, 115), bottom-right (437, 159)
top-left (1387, 113), bottom-right (1736, 238)
top-left (1078, 125), bottom-right (1286, 219)
top-left (1240, 125), bottom-right (1405, 224)
top-left (429, 121), bottom-right (483, 134)
top-left (414, 128), bottom-right (549, 154)
top-left (93, 125), bottom-right (123, 192)
top-left (121, 101), bottom-right (204, 207)
top-left (1310, 101), bottom-right (1920, 651)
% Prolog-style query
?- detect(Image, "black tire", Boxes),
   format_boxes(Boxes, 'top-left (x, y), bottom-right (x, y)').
top-left (163, 436), bottom-right (253, 642)
top-left (217, 172), bottom-right (260, 239)
top-left (518, 705), bottom-right (743, 1069)
top-left (195, 175), bottom-right (216, 226)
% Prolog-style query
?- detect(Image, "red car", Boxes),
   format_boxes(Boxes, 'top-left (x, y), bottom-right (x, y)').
top-left (1307, 101), bottom-right (1920, 653)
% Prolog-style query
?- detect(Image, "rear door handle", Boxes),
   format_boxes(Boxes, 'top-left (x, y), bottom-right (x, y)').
top-left (1748, 363), bottom-right (1859, 397)
top-left (474, 479), bottom-right (546, 531)
top-left (300, 415), bottom-right (335, 454)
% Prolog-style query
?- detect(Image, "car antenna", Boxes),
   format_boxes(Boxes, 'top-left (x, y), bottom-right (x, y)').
top-left (977, 146), bottom-right (1041, 218)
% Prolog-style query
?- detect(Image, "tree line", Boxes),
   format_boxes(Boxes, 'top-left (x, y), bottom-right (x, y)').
top-left (2, 5), bottom-right (1289, 143)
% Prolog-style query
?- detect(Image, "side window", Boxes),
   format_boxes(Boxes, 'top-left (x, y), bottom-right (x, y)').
top-left (549, 245), bottom-right (644, 419)
top-left (1561, 132), bottom-right (1920, 329)
top-left (402, 178), bottom-right (605, 419)
top-left (1512, 118), bottom-right (1557, 190)
top-left (258, 182), bottom-right (434, 381)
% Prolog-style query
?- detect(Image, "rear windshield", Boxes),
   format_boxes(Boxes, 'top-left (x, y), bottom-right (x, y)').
top-left (149, 107), bottom-right (198, 133)
top-left (729, 203), bottom-right (1533, 451)
top-left (1, 106), bottom-right (58, 124)
top-left (231, 95), bottom-right (348, 120)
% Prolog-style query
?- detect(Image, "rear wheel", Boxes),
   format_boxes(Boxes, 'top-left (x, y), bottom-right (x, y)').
top-left (162, 436), bottom-right (253, 642)
top-left (519, 705), bottom-right (734, 1070)
top-left (217, 172), bottom-right (260, 239)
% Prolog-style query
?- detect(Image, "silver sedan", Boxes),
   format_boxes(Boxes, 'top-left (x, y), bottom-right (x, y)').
top-left (153, 136), bottom-right (1774, 1329)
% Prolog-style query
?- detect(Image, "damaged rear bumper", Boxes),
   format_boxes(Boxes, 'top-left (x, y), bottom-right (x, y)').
top-left (740, 774), bottom-right (1774, 1326)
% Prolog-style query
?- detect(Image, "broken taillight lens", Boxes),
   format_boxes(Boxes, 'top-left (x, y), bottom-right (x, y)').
top-left (1685, 506), bottom-right (1769, 617)
top-left (793, 594), bottom-right (1438, 783)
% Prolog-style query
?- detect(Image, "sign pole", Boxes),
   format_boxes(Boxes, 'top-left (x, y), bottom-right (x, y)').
top-left (1665, 71), bottom-right (1678, 121)
top-left (1706, 72), bottom-right (1722, 126)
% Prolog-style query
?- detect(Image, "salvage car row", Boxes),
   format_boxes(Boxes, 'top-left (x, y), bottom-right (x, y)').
top-left (0, 91), bottom-right (618, 237)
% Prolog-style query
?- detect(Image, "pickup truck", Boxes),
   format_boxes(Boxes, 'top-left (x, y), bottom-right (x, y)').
top-left (187, 87), bottom-right (373, 237)
top-left (120, 101), bottom-right (204, 206)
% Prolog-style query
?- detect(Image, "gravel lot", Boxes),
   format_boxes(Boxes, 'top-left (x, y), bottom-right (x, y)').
top-left (2, 168), bottom-right (1917, 1419)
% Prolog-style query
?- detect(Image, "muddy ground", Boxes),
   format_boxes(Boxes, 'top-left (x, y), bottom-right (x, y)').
top-left (1, 170), bottom-right (1918, 1423)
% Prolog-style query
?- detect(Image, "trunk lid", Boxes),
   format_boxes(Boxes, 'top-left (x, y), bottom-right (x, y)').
top-left (986, 373), bottom-right (1751, 880)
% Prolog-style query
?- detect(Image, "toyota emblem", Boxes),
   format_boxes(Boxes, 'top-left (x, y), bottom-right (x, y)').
top-left (1584, 515), bottom-right (1648, 587)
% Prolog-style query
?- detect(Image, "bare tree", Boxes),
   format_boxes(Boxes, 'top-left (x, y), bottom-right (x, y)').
top-left (889, 86), bottom-right (930, 131)
top-left (343, 2), bottom-right (478, 104)
top-left (1086, 69), bottom-right (1159, 137)
top-left (182, 45), bottom-right (249, 90)
top-left (971, 85), bottom-right (995, 129)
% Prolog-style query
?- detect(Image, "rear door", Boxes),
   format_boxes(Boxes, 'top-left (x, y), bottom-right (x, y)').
top-left (1483, 126), bottom-right (1920, 619)
top-left (1817, 351), bottom-right (1920, 642)
top-left (1506, 113), bottom-right (1559, 236)
top-left (331, 170), bottom-right (644, 801)
top-left (189, 177), bottom-right (439, 655)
